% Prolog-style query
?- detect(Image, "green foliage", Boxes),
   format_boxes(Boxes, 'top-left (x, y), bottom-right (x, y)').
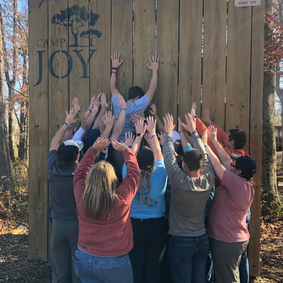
top-left (0, 160), bottom-right (28, 217)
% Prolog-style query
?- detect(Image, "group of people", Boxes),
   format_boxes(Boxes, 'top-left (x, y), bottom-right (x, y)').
top-left (47, 53), bottom-right (257, 283)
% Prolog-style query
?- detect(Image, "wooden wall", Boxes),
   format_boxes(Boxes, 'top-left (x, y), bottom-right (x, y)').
top-left (28, 0), bottom-right (264, 276)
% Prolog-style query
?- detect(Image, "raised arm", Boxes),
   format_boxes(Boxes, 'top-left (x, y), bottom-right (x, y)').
top-left (202, 129), bottom-right (226, 181)
top-left (202, 107), bottom-right (227, 143)
top-left (130, 118), bottom-right (146, 156)
top-left (208, 126), bottom-right (231, 169)
top-left (149, 103), bottom-right (165, 133)
top-left (110, 53), bottom-right (124, 98)
top-left (50, 108), bottom-right (78, 151)
top-left (144, 56), bottom-right (159, 102)
top-left (110, 94), bottom-right (127, 141)
top-left (91, 93), bottom-right (109, 130)
top-left (147, 116), bottom-right (163, 161)
top-left (178, 116), bottom-right (192, 152)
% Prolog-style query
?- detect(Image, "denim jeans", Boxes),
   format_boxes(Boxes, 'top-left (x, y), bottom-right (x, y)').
top-left (239, 210), bottom-right (251, 283)
top-left (73, 248), bottom-right (133, 283)
top-left (168, 233), bottom-right (209, 283)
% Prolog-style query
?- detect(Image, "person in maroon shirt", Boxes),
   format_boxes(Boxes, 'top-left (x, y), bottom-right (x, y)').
top-left (72, 137), bottom-right (140, 283)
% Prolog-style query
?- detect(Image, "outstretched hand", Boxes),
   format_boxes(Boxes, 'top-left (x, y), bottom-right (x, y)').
top-left (100, 93), bottom-right (110, 110)
top-left (92, 137), bottom-right (109, 152)
top-left (146, 116), bottom-right (156, 135)
top-left (116, 93), bottom-right (127, 109)
top-left (103, 111), bottom-right (114, 129)
top-left (147, 56), bottom-right (159, 72)
top-left (208, 125), bottom-right (217, 141)
top-left (163, 113), bottom-right (175, 133)
top-left (65, 108), bottom-right (79, 126)
top-left (135, 118), bottom-right (147, 136)
top-left (112, 53), bottom-right (124, 69)
top-left (181, 113), bottom-right (196, 134)
top-left (178, 117), bottom-right (184, 133)
top-left (149, 103), bottom-right (157, 118)
top-left (90, 94), bottom-right (101, 115)
top-left (191, 101), bottom-right (197, 117)
top-left (111, 140), bottom-right (128, 152)
top-left (125, 132), bottom-right (135, 147)
top-left (201, 108), bottom-right (212, 125)
top-left (72, 97), bottom-right (82, 114)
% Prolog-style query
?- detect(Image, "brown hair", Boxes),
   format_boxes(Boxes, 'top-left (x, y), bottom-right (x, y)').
top-left (83, 161), bottom-right (118, 221)
top-left (138, 169), bottom-right (152, 204)
top-left (183, 149), bottom-right (202, 171)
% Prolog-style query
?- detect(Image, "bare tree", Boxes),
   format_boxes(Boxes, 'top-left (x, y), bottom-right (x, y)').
top-left (0, 4), bottom-right (12, 190)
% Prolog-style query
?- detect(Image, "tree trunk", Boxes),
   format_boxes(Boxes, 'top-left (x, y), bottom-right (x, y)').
top-left (262, 72), bottom-right (282, 215)
top-left (0, 8), bottom-right (12, 190)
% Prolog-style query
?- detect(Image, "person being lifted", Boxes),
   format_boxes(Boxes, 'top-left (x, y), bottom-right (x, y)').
top-left (110, 53), bottom-right (159, 141)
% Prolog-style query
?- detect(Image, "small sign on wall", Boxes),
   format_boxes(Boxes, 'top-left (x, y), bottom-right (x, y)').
top-left (235, 0), bottom-right (261, 7)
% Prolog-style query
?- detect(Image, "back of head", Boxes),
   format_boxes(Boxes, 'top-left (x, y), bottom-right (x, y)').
top-left (83, 161), bottom-right (118, 221)
top-left (229, 129), bottom-right (247, 149)
top-left (183, 149), bottom-right (202, 171)
top-left (58, 140), bottom-right (81, 168)
top-left (231, 153), bottom-right (257, 182)
top-left (128, 86), bottom-right (145, 101)
top-left (137, 146), bottom-right (154, 170)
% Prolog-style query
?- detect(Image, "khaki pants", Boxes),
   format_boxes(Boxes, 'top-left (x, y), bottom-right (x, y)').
top-left (209, 238), bottom-right (249, 283)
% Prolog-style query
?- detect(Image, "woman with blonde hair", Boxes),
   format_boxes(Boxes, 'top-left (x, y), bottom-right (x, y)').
top-left (72, 137), bottom-right (140, 283)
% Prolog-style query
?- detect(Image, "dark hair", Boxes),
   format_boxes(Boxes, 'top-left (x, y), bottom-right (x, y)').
top-left (58, 158), bottom-right (78, 169)
top-left (228, 129), bottom-right (247, 150)
top-left (176, 155), bottom-right (184, 170)
top-left (128, 86), bottom-right (145, 100)
top-left (183, 149), bottom-right (202, 171)
top-left (236, 161), bottom-right (254, 182)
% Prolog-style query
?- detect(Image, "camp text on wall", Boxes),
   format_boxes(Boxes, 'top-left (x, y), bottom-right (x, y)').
top-left (34, 5), bottom-right (101, 86)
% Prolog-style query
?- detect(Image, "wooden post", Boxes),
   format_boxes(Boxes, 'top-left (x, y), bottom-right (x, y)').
top-left (248, 1), bottom-right (265, 277)
top-left (28, 0), bottom-right (49, 261)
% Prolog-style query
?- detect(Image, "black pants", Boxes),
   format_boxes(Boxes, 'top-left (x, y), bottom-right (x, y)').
top-left (129, 217), bottom-right (167, 283)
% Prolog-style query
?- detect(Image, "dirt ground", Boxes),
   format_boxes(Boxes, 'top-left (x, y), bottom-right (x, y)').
top-left (0, 156), bottom-right (283, 282)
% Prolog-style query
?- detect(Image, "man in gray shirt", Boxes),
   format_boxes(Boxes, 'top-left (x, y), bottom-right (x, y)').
top-left (47, 109), bottom-right (82, 283)
top-left (162, 113), bottom-right (215, 283)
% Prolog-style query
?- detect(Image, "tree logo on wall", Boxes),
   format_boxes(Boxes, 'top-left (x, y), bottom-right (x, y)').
top-left (51, 5), bottom-right (102, 47)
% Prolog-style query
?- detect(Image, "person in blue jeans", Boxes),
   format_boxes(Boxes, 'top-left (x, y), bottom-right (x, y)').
top-left (163, 113), bottom-right (215, 283)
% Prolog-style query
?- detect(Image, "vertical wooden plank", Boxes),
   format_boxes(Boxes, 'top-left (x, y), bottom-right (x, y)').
top-left (48, 0), bottom-right (69, 142)
top-left (226, 2), bottom-right (251, 151)
top-left (157, 0), bottom-right (179, 121)
top-left (248, 2), bottom-right (264, 277)
top-left (68, 1), bottom-right (90, 111)
top-left (179, 0), bottom-right (202, 119)
top-left (28, 0), bottom-right (49, 260)
top-left (133, 0), bottom-right (156, 93)
top-left (111, 0), bottom-right (133, 99)
top-left (202, 0), bottom-right (226, 129)
top-left (89, 0), bottom-right (111, 102)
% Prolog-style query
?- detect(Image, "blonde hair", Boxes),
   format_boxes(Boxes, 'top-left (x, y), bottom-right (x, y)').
top-left (83, 161), bottom-right (118, 221)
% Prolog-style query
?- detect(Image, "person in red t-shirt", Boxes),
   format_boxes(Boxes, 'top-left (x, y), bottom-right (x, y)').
top-left (72, 137), bottom-right (140, 283)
